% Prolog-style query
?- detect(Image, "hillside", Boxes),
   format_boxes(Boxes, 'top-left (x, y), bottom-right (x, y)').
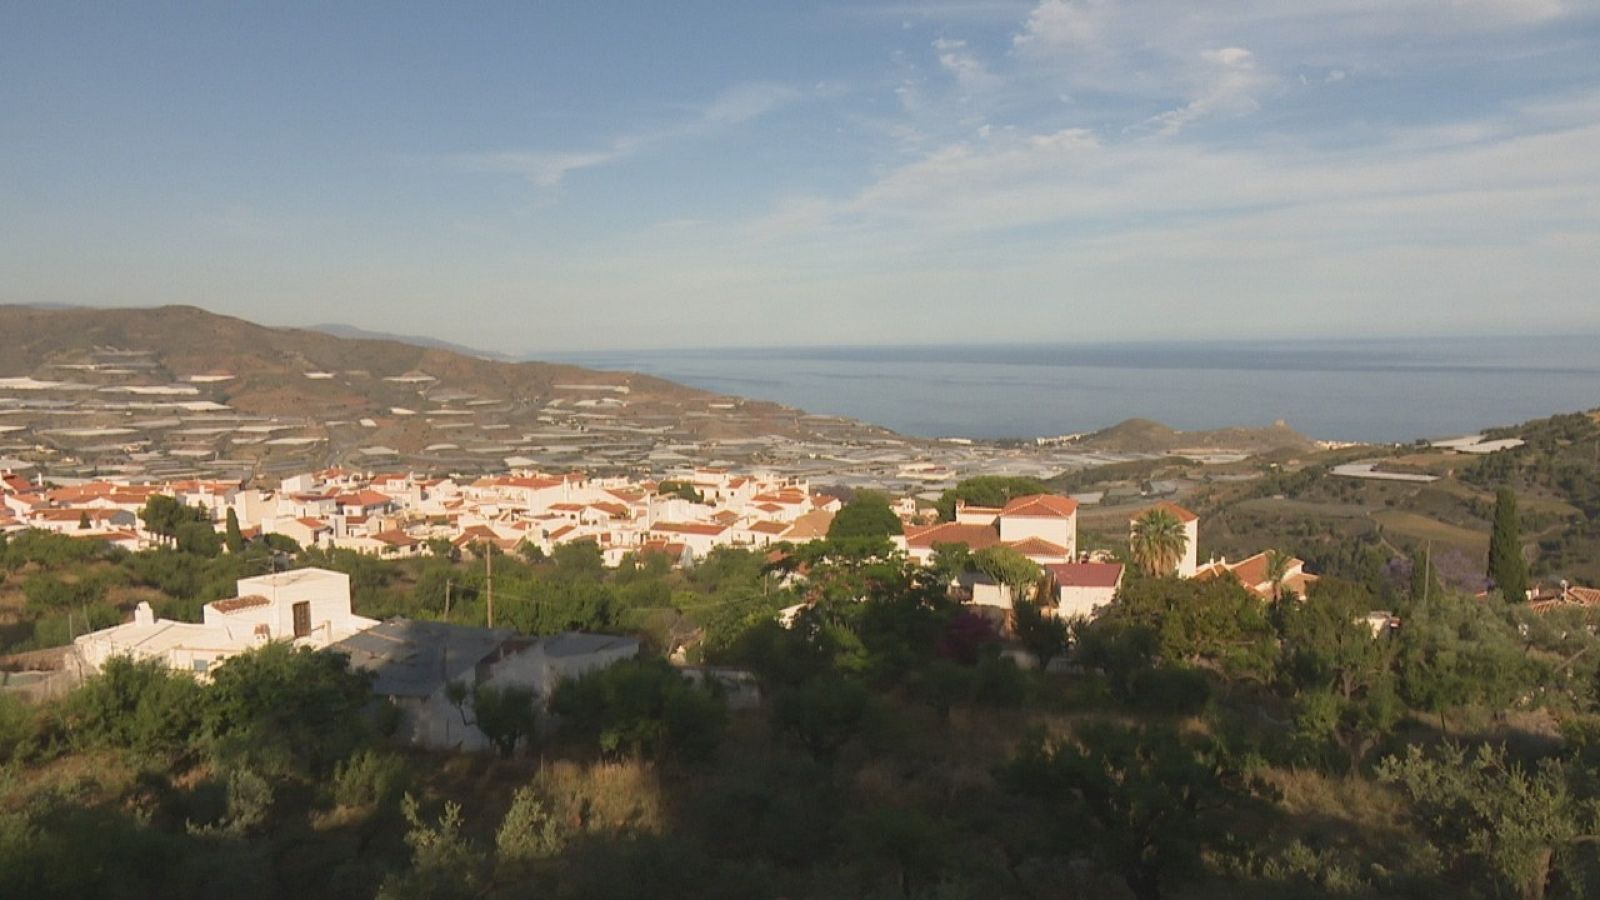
top-left (1059, 409), bottom-right (1600, 590)
top-left (308, 323), bottom-right (517, 361)
top-left (1070, 416), bottom-right (1319, 455)
top-left (0, 305), bottom-right (903, 478)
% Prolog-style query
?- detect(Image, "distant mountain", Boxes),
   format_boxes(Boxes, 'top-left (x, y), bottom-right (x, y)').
top-left (1071, 417), bottom-right (1318, 454)
top-left (0, 305), bottom-right (901, 469)
top-left (309, 323), bottom-right (514, 361)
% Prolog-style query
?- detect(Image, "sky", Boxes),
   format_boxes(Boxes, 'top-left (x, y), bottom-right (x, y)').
top-left (2, 1), bottom-right (1598, 354)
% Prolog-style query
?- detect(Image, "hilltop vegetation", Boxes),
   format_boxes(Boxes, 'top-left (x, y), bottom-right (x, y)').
top-left (1067, 417), bottom-right (1318, 455)
top-left (7, 509), bottom-right (1600, 896)
top-left (1060, 409), bottom-right (1600, 589)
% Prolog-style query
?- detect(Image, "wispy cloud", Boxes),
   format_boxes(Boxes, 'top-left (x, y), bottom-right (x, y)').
top-left (1140, 47), bottom-right (1271, 136)
top-left (932, 37), bottom-right (1003, 92)
top-left (844, 2), bottom-right (1035, 22)
top-left (459, 81), bottom-right (803, 189)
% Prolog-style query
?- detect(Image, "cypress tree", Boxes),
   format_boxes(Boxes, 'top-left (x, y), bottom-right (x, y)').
top-left (225, 507), bottom-right (245, 554)
top-left (1487, 488), bottom-right (1528, 601)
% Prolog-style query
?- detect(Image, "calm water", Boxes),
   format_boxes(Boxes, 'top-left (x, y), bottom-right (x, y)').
top-left (546, 336), bottom-right (1600, 443)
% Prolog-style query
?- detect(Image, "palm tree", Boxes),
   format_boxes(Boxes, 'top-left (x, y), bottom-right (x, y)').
top-left (1130, 508), bottom-right (1187, 577)
top-left (1265, 549), bottom-right (1291, 601)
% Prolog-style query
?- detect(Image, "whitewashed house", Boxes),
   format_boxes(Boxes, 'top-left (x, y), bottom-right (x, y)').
top-left (205, 568), bottom-right (377, 645)
top-left (73, 566), bottom-right (375, 677)
top-left (1045, 562), bottom-right (1125, 619)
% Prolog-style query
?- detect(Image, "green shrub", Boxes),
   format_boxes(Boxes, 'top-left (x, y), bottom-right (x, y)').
top-left (63, 656), bottom-right (204, 758)
top-left (495, 784), bottom-right (566, 866)
top-left (550, 658), bottom-right (727, 764)
top-left (331, 749), bottom-right (408, 809)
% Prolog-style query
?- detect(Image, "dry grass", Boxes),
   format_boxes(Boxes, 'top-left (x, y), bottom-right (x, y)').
top-left (1369, 509), bottom-right (1487, 551)
top-left (531, 759), bottom-right (666, 835)
top-left (0, 749), bottom-right (141, 811)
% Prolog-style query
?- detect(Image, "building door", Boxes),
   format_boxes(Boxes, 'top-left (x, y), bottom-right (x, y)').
top-left (292, 601), bottom-right (311, 638)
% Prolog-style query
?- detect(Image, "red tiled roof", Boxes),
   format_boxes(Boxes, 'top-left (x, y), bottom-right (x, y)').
top-left (639, 540), bottom-right (689, 559)
top-left (752, 491), bottom-right (805, 505)
top-left (1200, 552), bottom-right (1315, 600)
top-left (1228, 552), bottom-right (1276, 588)
top-left (1046, 563), bottom-right (1125, 589)
top-left (32, 508), bottom-right (126, 522)
top-left (1003, 537), bottom-right (1071, 557)
top-left (336, 490), bottom-right (393, 508)
top-left (904, 522), bottom-right (1002, 550)
top-left (373, 530), bottom-right (420, 546)
top-left (784, 510), bottom-right (834, 541)
top-left (1132, 501), bottom-right (1198, 524)
top-left (1565, 586), bottom-right (1600, 605)
top-left (1000, 494), bottom-right (1079, 519)
top-left (211, 595), bottom-right (272, 614)
top-left (653, 522), bottom-right (728, 536)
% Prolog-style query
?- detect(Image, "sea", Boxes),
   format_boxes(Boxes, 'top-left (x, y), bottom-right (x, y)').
top-left (546, 335), bottom-right (1600, 444)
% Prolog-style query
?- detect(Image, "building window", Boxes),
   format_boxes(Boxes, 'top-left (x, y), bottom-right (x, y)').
top-left (193, 659), bottom-right (209, 674)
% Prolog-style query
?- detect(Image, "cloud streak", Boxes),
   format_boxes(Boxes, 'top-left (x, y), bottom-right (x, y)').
top-left (459, 81), bottom-right (803, 189)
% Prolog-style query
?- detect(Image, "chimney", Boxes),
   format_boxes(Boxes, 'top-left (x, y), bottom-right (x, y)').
top-left (133, 602), bottom-right (155, 626)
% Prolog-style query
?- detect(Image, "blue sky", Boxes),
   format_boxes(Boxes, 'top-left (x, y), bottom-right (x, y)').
top-left (2, 1), bottom-right (1598, 353)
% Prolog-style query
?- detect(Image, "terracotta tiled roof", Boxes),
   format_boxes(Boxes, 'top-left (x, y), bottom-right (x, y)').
top-left (1135, 501), bottom-right (1198, 524)
top-left (590, 502), bottom-right (631, 519)
top-left (212, 595), bottom-right (272, 614)
top-left (1199, 552), bottom-right (1315, 600)
top-left (336, 490), bottom-right (393, 508)
top-left (1000, 494), bottom-right (1079, 519)
top-left (653, 522), bottom-right (728, 536)
top-left (639, 540), bottom-right (689, 559)
top-left (783, 510), bottom-right (835, 541)
top-left (33, 508), bottom-right (125, 522)
top-left (1569, 587), bottom-right (1600, 605)
top-left (1046, 563), bottom-right (1125, 589)
top-left (373, 530), bottom-right (420, 546)
top-left (904, 522), bottom-right (1002, 550)
top-left (1003, 537), bottom-right (1071, 557)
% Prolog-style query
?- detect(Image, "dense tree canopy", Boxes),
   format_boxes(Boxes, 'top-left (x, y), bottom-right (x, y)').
top-left (10, 482), bottom-right (1600, 899)
top-left (825, 490), bottom-right (903, 556)
top-left (934, 475), bottom-right (1049, 521)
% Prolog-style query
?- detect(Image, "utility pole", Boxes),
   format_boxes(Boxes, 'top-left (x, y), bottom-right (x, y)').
top-left (444, 579), bottom-right (453, 622)
top-left (486, 545), bottom-right (494, 629)
top-left (1423, 541), bottom-right (1433, 603)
